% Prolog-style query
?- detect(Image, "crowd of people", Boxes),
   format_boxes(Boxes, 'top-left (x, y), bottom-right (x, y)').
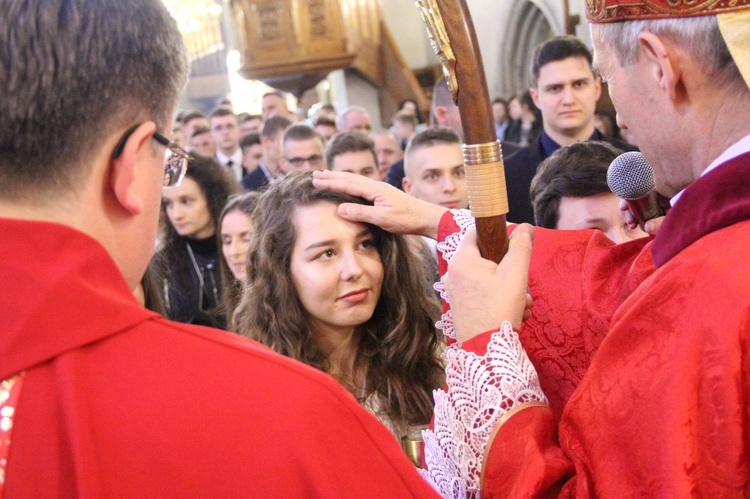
top-left (2, 0), bottom-right (749, 496)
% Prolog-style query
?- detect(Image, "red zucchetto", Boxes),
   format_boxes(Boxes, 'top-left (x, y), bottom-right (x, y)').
top-left (586, 0), bottom-right (750, 23)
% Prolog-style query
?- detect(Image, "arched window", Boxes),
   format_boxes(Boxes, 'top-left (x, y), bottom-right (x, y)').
top-left (500, 1), bottom-right (555, 96)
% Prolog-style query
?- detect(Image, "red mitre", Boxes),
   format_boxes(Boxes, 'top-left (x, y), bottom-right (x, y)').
top-left (586, 0), bottom-right (750, 23)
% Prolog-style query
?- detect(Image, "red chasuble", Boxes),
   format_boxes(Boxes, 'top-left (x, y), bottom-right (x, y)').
top-left (473, 151), bottom-right (750, 496)
top-left (0, 220), bottom-right (438, 497)
top-left (437, 210), bottom-right (655, 422)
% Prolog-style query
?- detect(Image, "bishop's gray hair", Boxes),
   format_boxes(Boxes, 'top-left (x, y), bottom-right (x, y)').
top-left (591, 16), bottom-right (746, 95)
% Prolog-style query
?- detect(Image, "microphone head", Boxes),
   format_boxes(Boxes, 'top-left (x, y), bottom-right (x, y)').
top-left (607, 151), bottom-right (655, 200)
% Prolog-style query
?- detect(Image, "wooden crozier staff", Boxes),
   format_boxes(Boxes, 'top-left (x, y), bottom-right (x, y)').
top-left (416, 0), bottom-right (509, 262)
top-left (399, 0), bottom-right (510, 469)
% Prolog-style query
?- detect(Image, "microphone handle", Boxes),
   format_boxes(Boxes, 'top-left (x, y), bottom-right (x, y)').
top-left (626, 191), bottom-right (667, 226)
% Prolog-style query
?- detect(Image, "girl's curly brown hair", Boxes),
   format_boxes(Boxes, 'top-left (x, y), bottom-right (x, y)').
top-left (235, 171), bottom-right (444, 433)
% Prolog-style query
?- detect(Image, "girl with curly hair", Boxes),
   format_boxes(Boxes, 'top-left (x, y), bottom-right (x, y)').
top-left (157, 154), bottom-right (237, 327)
top-left (235, 171), bottom-right (443, 440)
top-left (217, 191), bottom-right (260, 328)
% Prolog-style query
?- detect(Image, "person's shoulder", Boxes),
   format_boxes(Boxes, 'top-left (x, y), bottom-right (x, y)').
top-left (81, 318), bottom-right (436, 497)
top-left (602, 136), bottom-right (639, 152)
top-left (117, 317), bottom-right (388, 423)
top-left (384, 159), bottom-right (405, 189)
top-left (241, 167), bottom-right (268, 190)
top-left (140, 318), bottom-right (317, 375)
top-left (129, 318), bottom-right (374, 408)
top-left (504, 138), bottom-right (544, 168)
top-left (501, 140), bottom-right (522, 157)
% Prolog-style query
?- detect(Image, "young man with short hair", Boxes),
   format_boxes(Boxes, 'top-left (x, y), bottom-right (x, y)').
top-left (312, 114), bottom-right (337, 143)
top-left (180, 109), bottom-right (209, 148)
top-left (325, 131), bottom-right (380, 181)
top-left (391, 110), bottom-right (418, 148)
top-left (239, 113), bottom-right (263, 136)
top-left (241, 115), bottom-right (292, 191)
top-left (402, 127), bottom-right (468, 210)
top-left (209, 107), bottom-right (243, 181)
top-left (239, 132), bottom-right (263, 177)
top-left (504, 35), bottom-right (636, 224)
top-left (188, 126), bottom-right (216, 157)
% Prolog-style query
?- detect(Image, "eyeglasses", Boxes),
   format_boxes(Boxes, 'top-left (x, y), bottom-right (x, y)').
top-left (111, 124), bottom-right (192, 188)
top-left (285, 154), bottom-right (324, 169)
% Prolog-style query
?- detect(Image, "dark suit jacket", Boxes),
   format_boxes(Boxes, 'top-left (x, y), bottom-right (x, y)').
top-left (385, 159), bottom-right (406, 190)
top-left (241, 165), bottom-right (270, 192)
top-left (504, 134), bottom-right (638, 224)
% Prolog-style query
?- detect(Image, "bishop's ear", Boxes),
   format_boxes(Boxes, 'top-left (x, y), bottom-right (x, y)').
top-left (637, 32), bottom-right (679, 101)
top-left (109, 122), bottom-right (158, 215)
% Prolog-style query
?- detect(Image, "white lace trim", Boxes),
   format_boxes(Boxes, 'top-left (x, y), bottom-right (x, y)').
top-left (435, 309), bottom-right (456, 342)
top-left (435, 209), bottom-right (475, 265)
top-left (420, 323), bottom-right (547, 497)
top-left (434, 210), bottom-right (475, 342)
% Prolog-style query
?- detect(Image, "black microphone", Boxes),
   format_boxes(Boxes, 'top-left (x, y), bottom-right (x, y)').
top-left (607, 152), bottom-right (667, 227)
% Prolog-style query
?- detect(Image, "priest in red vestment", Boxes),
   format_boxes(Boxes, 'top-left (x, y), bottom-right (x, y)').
top-left (0, 1), bottom-right (439, 496)
top-left (437, 1), bottom-right (750, 496)
top-left (313, 0), bottom-right (750, 495)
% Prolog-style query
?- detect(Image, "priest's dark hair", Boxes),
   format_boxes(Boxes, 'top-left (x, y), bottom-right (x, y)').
top-left (0, 0), bottom-right (187, 201)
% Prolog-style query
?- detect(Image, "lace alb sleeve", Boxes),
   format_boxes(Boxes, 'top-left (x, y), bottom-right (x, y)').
top-left (434, 210), bottom-right (475, 341)
top-left (419, 325), bottom-right (547, 497)
top-left (421, 210), bottom-right (547, 498)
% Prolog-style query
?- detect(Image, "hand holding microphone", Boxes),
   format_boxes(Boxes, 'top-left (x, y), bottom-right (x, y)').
top-left (607, 152), bottom-right (669, 234)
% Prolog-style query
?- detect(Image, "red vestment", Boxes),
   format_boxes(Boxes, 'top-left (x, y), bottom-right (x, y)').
top-left (437, 212), bottom-right (655, 421)
top-left (463, 151), bottom-right (750, 496)
top-left (0, 219), bottom-right (438, 497)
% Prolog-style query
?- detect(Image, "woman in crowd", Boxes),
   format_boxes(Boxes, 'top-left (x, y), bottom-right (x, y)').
top-left (235, 172), bottom-right (443, 440)
top-left (397, 98), bottom-right (424, 125)
top-left (505, 91), bottom-right (542, 146)
top-left (157, 154), bottom-right (237, 328)
top-left (217, 192), bottom-right (260, 329)
top-left (134, 266), bottom-right (167, 316)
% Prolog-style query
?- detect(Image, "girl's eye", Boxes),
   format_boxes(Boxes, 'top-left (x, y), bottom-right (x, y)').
top-left (316, 249), bottom-right (335, 260)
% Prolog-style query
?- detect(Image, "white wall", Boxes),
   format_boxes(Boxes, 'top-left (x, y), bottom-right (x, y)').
top-left (327, 69), bottom-right (383, 126)
top-left (464, 1), bottom-right (517, 99)
top-left (381, 0), bottom-right (439, 69)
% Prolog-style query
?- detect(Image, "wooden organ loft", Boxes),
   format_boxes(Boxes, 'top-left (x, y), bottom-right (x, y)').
top-left (229, 0), bottom-right (436, 123)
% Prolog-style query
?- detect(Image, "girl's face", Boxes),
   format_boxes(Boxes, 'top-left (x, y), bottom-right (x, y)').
top-left (220, 209), bottom-right (253, 281)
top-left (162, 176), bottom-right (215, 240)
top-left (289, 202), bottom-right (383, 337)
